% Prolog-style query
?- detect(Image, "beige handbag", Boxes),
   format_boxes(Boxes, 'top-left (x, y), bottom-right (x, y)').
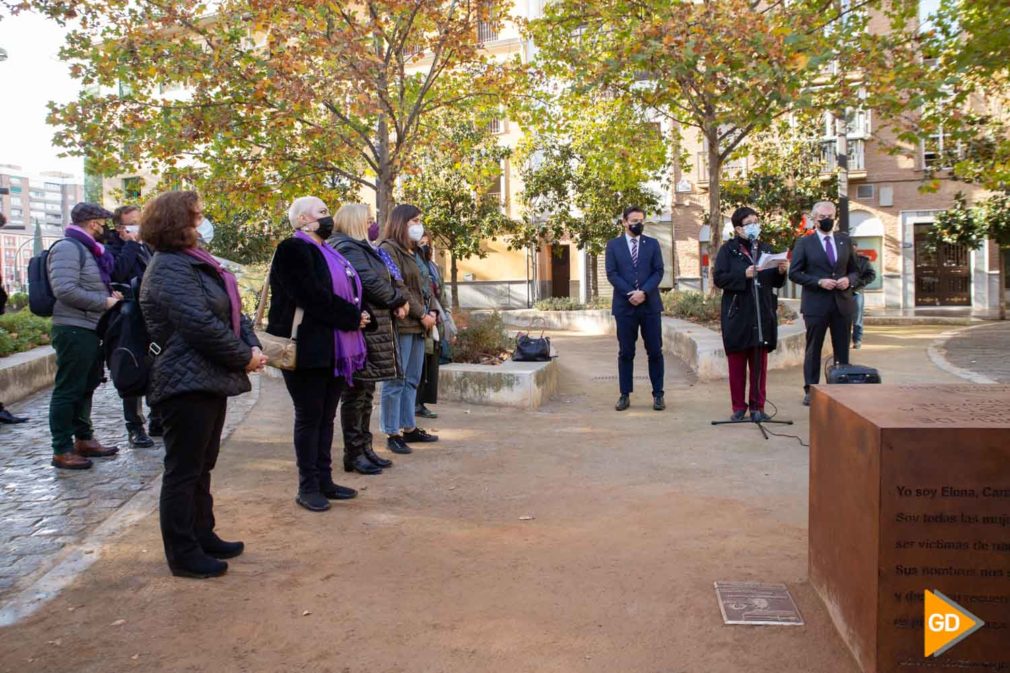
top-left (254, 261), bottom-right (304, 371)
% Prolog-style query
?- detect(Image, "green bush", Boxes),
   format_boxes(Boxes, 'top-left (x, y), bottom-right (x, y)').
top-left (0, 312), bottom-right (52, 358)
top-left (661, 290), bottom-right (722, 325)
top-left (586, 295), bottom-right (610, 310)
top-left (453, 311), bottom-right (511, 364)
top-left (236, 262), bottom-right (269, 320)
top-left (6, 292), bottom-right (29, 313)
top-left (534, 296), bottom-right (585, 311)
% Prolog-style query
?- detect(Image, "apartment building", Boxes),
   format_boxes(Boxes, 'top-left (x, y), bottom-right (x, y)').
top-left (0, 166), bottom-right (81, 290)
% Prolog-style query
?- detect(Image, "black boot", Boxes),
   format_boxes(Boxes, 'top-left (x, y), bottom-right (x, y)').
top-left (320, 482), bottom-right (358, 500)
top-left (129, 427), bottom-right (155, 448)
top-left (344, 454), bottom-right (382, 475)
top-left (169, 552), bottom-right (228, 579)
top-left (363, 442), bottom-right (392, 468)
top-left (148, 420), bottom-right (164, 437)
top-left (198, 532), bottom-right (245, 559)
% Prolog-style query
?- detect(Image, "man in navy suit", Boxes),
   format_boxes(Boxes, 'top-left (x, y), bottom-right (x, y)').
top-left (605, 206), bottom-right (665, 411)
top-left (788, 200), bottom-right (860, 406)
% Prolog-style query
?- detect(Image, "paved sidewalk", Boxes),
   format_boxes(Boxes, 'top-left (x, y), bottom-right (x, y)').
top-left (941, 322), bottom-right (1010, 383)
top-left (0, 377), bottom-right (259, 603)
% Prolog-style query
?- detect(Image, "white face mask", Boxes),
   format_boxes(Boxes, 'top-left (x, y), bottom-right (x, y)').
top-left (408, 223), bottom-right (425, 242)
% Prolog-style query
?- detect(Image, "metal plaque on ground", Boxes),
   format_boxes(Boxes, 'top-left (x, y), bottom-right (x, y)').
top-left (714, 582), bottom-right (805, 626)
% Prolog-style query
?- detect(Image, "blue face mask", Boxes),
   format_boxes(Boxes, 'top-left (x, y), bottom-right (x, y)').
top-left (743, 223), bottom-right (761, 240)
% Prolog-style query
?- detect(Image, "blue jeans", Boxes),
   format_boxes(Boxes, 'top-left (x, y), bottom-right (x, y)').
top-left (852, 292), bottom-right (865, 343)
top-left (380, 333), bottom-right (425, 435)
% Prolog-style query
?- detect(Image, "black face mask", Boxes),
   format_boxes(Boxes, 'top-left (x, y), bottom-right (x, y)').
top-left (628, 222), bottom-right (644, 236)
top-left (419, 244), bottom-right (432, 260)
top-left (95, 227), bottom-right (109, 244)
top-left (313, 216), bottom-right (334, 240)
top-left (818, 217), bottom-right (835, 233)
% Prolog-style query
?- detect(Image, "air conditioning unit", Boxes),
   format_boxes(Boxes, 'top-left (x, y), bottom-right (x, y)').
top-left (856, 184), bottom-right (875, 201)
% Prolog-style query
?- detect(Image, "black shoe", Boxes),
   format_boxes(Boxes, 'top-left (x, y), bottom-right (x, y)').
top-left (415, 404), bottom-right (438, 419)
top-left (148, 421), bottom-right (164, 437)
top-left (387, 436), bottom-right (412, 454)
top-left (0, 409), bottom-right (28, 424)
top-left (344, 454), bottom-right (382, 475)
top-left (198, 532), bottom-right (245, 559)
top-left (363, 443), bottom-right (393, 469)
top-left (802, 392), bottom-right (811, 407)
top-left (653, 395), bottom-right (666, 411)
top-left (731, 409), bottom-right (747, 422)
top-left (751, 410), bottom-right (772, 423)
top-left (615, 395), bottom-right (630, 411)
top-left (128, 428), bottom-right (155, 448)
top-left (169, 554), bottom-right (228, 579)
top-left (296, 491), bottom-right (331, 511)
top-left (402, 427), bottom-right (438, 443)
top-left (320, 483), bottom-right (358, 500)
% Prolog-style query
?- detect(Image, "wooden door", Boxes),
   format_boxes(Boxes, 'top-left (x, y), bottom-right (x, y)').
top-left (550, 246), bottom-right (571, 298)
top-left (914, 223), bottom-right (971, 306)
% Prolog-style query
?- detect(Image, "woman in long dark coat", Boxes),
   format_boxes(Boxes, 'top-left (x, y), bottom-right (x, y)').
top-left (712, 207), bottom-right (789, 422)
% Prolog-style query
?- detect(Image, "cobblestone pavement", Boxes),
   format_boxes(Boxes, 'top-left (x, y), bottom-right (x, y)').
top-left (942, 322), bottom-right (1010, 383)
top-left (0, 376), bottom-right (260, 603)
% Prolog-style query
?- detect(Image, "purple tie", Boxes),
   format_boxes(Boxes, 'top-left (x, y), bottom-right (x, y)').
top-left (825, 236), bottom-right (836, 267)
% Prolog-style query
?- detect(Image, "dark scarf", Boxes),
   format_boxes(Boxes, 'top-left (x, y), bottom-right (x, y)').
top-left (65, 225), bottom-right (115, 290)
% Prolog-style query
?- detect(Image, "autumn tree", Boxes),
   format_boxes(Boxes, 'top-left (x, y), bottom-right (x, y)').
top-left (512, 82), bottom-right (667, 298)
top-left (529, 0), bottom-right (918, 256)
top-left (14, 0), bottom-right (514, 224)
top-left (401, 109), bottom-right (515, 309)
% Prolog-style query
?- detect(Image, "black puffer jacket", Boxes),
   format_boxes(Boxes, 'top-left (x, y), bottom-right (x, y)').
top-left (266, 236), bottom-right (366, 371)
top-left (140, 251), bottom-right (260, 405)
top-left (331, 234), bottom-right (407, 382)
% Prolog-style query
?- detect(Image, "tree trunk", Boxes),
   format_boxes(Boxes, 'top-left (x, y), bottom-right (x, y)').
top-left (450, 250), bottom-right (460, 311)
top-left (589, 253), bottom-right (598, 300)
top-left (375, 114), bottom-right (394, 226)
top-left (706, 131), bottom-right (722, 294)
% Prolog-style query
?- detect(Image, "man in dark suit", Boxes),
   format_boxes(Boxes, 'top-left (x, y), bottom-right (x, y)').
top-left (605, 206), bottom-right (665, 411)
top-left (788, 201), bottom-right (860, 406)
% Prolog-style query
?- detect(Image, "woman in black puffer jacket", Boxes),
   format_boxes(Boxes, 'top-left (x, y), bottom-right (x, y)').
top-left (140, 190), bottom-right (267, 580)
top-left (330, 204), bottom-right (408, 475)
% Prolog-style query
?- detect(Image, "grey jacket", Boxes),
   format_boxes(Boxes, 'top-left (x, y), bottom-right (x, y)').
top-left (48, 238), bottom-right (110, 330)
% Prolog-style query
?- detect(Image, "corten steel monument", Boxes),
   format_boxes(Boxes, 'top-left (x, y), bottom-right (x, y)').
top-left (808, 384), bottom-right (1010, 673)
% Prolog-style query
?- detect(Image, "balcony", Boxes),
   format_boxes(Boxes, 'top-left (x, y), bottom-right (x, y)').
top-left (820, 138), bottom-right (866, 175)
top-left (477, 21), bottom-right (499, 43)
top-left (695, 153), bottom-right (747, 186)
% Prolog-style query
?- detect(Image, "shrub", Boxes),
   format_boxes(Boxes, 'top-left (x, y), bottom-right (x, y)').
top-left (586, 295), bottom-right (610, 310)
top-left (777, 301), bottom-right (798, 324)
top-left (236, 262), bottom-right (269, 320)
top-left (534, 296), bottom-right (584, 311)
top-left (661, 290), bottom-right (722, 325)
top-left (453, 311), bottom-right (511, 364)
top-left (6, 292), bottom-right (29, 313)
top-left (0, 312), bottom-right (52, 358)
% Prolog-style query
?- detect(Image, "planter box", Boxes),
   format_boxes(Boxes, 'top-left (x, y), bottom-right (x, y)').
top-left (0, 346), bottom-right (57, 404)
top-left (497, 309), bottom-right (807, 381)
top-left (438, 359), bottom-right (559, 409)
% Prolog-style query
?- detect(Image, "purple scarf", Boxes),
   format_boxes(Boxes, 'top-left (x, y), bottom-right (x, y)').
top-left (375, 245), bottom-right (403, 282)
top-left (295, 231), bottom-right (367, 382)
top-left (65, 225), bottom-right (115, 290)
top-left (183, 246), bottom-right (243, 337)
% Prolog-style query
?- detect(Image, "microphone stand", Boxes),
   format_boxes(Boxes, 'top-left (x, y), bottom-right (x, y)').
top-left (711, 235), bottom-right (793, 440)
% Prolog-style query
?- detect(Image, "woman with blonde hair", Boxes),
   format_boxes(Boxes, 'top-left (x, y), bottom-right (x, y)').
top-left (329, 204), bottom-right (409, 474)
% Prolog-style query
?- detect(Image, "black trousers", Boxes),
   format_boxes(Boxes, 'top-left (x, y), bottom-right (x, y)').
top-left (802, 311), bottom-right (852, 389)
top-left (340, 380), bottom-right (375, 459)
top-left (417, 348), bottom-right (440, 406)
top-left (282, 368), bottom-right (345, 494)
top-left (615, 311), bottom-right (664, 396)
top-left (123, 396), bottom-right (146, 431)
top-left (158, 392), bottom-right (227, 567)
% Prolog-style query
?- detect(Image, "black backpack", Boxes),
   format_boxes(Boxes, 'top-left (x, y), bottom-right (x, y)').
top-left (27, 238), bottom-right (86, 317)
top-left (97, 281), bottom-right (153, 399)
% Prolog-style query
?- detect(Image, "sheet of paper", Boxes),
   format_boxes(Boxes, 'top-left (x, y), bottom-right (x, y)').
top-left (756, 251), bottom-right (788, 272)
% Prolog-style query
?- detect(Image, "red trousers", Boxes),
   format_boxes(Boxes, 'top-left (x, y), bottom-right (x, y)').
top-left (727, 349), bottom-right (768, 412)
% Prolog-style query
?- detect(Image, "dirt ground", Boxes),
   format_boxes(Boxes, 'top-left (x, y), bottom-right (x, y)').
top-left (0, 325), bottom-right (961, 673)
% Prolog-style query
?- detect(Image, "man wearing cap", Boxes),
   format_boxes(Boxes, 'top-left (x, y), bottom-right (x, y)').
top-left (48, 203), bottom-right (124, 469)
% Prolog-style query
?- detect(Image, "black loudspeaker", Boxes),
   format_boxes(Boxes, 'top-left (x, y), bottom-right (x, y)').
top-left (827, 363), bottom-right (882, 384)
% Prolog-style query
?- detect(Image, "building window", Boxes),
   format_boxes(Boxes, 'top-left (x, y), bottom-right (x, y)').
top-left (922, 126), bottom-right (960, 169)
top-left (44, 182), bottom-right (61, 190)
top-left (9, 185), bottom-right (21, 194)
top-left (122, 177), bottom-right (143, 200)
top-left (9, 177), bottom-right (23, 185)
